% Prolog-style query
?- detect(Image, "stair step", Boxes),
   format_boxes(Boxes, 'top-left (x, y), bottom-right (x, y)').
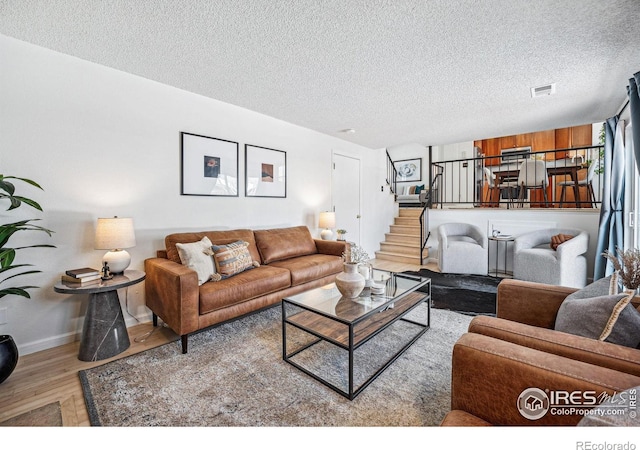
top-left (375, 206), bottom-right (430, 266)
top-left (374, 250), bottom-right (426, 265)
top-left (398, 208), bottom-right (424, 217)
top-left (390, 224), bottom-right (421, 235)
top-left (394, 217), bottom-right (421, 226)
top-left (384, 233), bottom-right (421, 245)
top-left (379, 242), bottom-right (428, 257)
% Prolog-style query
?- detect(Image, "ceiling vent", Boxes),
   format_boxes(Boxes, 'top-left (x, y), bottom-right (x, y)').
top-left (531, 83), bottom-right (556, 98)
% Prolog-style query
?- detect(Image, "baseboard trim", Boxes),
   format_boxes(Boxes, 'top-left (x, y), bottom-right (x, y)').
top-left (16, 311), bottom-right (154, 356)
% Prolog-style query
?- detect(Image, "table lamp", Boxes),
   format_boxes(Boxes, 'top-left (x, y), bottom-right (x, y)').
top-left (318, 211), bottom-right (336, 240)
top-left (95, 216), bottom-right (136, 274)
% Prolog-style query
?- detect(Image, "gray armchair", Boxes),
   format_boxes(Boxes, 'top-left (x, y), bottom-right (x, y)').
top-left (513, 228), bottom-right (588, 288)
top-left (437, 223), bottom-right (488, 275)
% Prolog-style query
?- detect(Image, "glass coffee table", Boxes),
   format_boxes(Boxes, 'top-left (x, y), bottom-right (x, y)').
top-left (281, 269), bottom-right (430, 400)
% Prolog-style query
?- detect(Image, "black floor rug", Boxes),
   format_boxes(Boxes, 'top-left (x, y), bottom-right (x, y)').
top-left (402, 269), bottom-right (500, 316)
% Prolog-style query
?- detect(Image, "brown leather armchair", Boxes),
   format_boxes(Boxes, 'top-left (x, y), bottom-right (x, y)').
top-left (441, 278), bottom-right (640, 426)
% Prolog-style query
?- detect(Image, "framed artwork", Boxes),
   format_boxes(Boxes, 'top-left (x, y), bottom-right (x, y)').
top-left (394, 158), bottom-right (422, 182)
top-left (245, 144), bottom-right (287, 197)
top-left (181, 132), bottom-right (239, 197)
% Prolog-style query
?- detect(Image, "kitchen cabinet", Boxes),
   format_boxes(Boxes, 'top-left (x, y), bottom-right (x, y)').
top-left (515, 133), bottom-right (533, 147)
top-left (499, 135), bottom-right (516, 151)
top-left (555, 124), bottom-right (593, 158)
top-left (474, 138), bottom-right (501, 166)
top-left (474, 124), bottom-right (593, 167)
top-left (532, 130), bottom-right (556, 155)
top-left (555, 127), bottom-right (570, 149)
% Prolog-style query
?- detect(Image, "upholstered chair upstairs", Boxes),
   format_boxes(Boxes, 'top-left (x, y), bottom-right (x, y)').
top-left (558, 159), bottom-right (598, 208)
top-left (517, 159), bottom-right (549, 207)
top-left (483, 167), bottom-right (517, 208)
top-left (513, 227), bottom-right (589, 288)
top-left (437, 223), bottom-right (488, 275)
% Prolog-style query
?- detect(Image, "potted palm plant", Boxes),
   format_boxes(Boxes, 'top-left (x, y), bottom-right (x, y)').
top-left (0, 174), bottom-right (54, 384)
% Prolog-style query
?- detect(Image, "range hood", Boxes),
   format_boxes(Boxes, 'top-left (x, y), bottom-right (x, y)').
top-left (500, 146), bottom-right (532, 163)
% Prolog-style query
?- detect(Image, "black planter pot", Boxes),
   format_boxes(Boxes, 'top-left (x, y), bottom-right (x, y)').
top-left (0, 335), bottom-right (19, 384)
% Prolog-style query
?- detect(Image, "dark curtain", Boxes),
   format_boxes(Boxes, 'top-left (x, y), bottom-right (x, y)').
top-left (629, 72), bottom-right (640, 174)
top-left (594, 117), bottom-right (626, 279)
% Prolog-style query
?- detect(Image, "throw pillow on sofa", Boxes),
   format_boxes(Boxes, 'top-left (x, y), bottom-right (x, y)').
top-left (208, 240), bottom-right (260, 281)
top-left (555, 275), bottom-right (640, 348)
top-left (175, 236), bottom-right (216, 285)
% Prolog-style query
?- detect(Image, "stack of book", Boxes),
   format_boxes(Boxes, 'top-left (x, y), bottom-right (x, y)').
top-left (61, 267), bottom-right (101, 286)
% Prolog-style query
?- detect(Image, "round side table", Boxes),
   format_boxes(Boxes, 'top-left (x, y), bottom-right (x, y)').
top-left (488, 235), bottom-right (515, 277)
top-left (54, 269), bottom-right (145, 362)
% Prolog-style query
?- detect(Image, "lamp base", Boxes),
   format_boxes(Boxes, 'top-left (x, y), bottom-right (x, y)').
top-left (103, 249), bottom-right (131, 274)
top-left (320, 229), bottom-right (334, 240)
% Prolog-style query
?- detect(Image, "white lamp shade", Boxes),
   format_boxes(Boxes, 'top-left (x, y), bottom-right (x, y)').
top-left (318, 212), bottom-right (336, 229)
top-left (95, 217), bottom-right (136, 274)
top-left (318, 211), bottom-right (335, 240)
top-left (95, 217), bottom-right (136, 250)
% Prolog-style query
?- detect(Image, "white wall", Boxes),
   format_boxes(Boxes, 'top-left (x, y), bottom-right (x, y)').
top-left (361, 148), bottom-right (398, 257)
top-left (0, 36), bottom-right (385, 355)
top-left (427, 208), bottom-right (601, 282)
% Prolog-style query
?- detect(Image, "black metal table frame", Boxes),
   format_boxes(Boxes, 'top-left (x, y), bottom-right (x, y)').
top-left (281, 278), bottom-right (430, 400)
top-left (489, 236), bottom-right (515, 277)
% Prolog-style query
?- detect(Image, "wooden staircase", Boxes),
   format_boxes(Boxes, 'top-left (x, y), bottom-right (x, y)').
top-left (374, 208), bottom-right (428, 265)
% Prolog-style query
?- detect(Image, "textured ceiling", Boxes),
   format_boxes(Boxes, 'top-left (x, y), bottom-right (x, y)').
top-left (1, 0), bottom-right (639, 149)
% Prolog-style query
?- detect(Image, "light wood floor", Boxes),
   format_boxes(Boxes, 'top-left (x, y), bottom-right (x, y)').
top-left (0, 259), bottom-right (431, 426)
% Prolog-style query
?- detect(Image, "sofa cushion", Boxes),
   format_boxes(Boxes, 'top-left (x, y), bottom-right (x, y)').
top-left (165, 229), bottom-right (260, 264)
top-left (210, 240), bottom-right (259, 280)
top-left (268, 254), bottom-right (344, 286)
top-left (175, 236), bottom-right (216, 286)
top-left (555, 276), bottom-right (640, 348)
top-left (254, 226), bottom-right (317, 264)
top-left (199, 265), bottom-right (291, 314)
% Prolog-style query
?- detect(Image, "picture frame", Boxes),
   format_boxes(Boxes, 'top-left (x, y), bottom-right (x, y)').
top-left (245, 144), bottom-right (287, 198)
top-left (394, 158), bottom-right (422, 182)
top-left (181, 132), bottom-right (239, 197)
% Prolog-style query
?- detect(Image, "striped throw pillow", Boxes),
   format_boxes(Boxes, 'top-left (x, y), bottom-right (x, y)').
top-left (208, 241), bottom-right (259, 280)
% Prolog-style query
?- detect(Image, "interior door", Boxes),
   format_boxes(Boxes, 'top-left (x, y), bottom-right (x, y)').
top-left (332, 153), bottom-right (361, 245)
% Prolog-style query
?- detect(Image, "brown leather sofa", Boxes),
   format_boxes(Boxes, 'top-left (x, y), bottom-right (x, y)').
top-left (441, 278), bottom-right (640, 426)
top-left (145, 225), bottom-right (347, 353)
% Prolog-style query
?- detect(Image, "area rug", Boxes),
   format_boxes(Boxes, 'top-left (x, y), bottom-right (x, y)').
top-left (402, 269), bottom-right (500, 316)
top-left (0, 401), bottom-right (62, 427)
top-left (79, 304), bottom-right (472, 427)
